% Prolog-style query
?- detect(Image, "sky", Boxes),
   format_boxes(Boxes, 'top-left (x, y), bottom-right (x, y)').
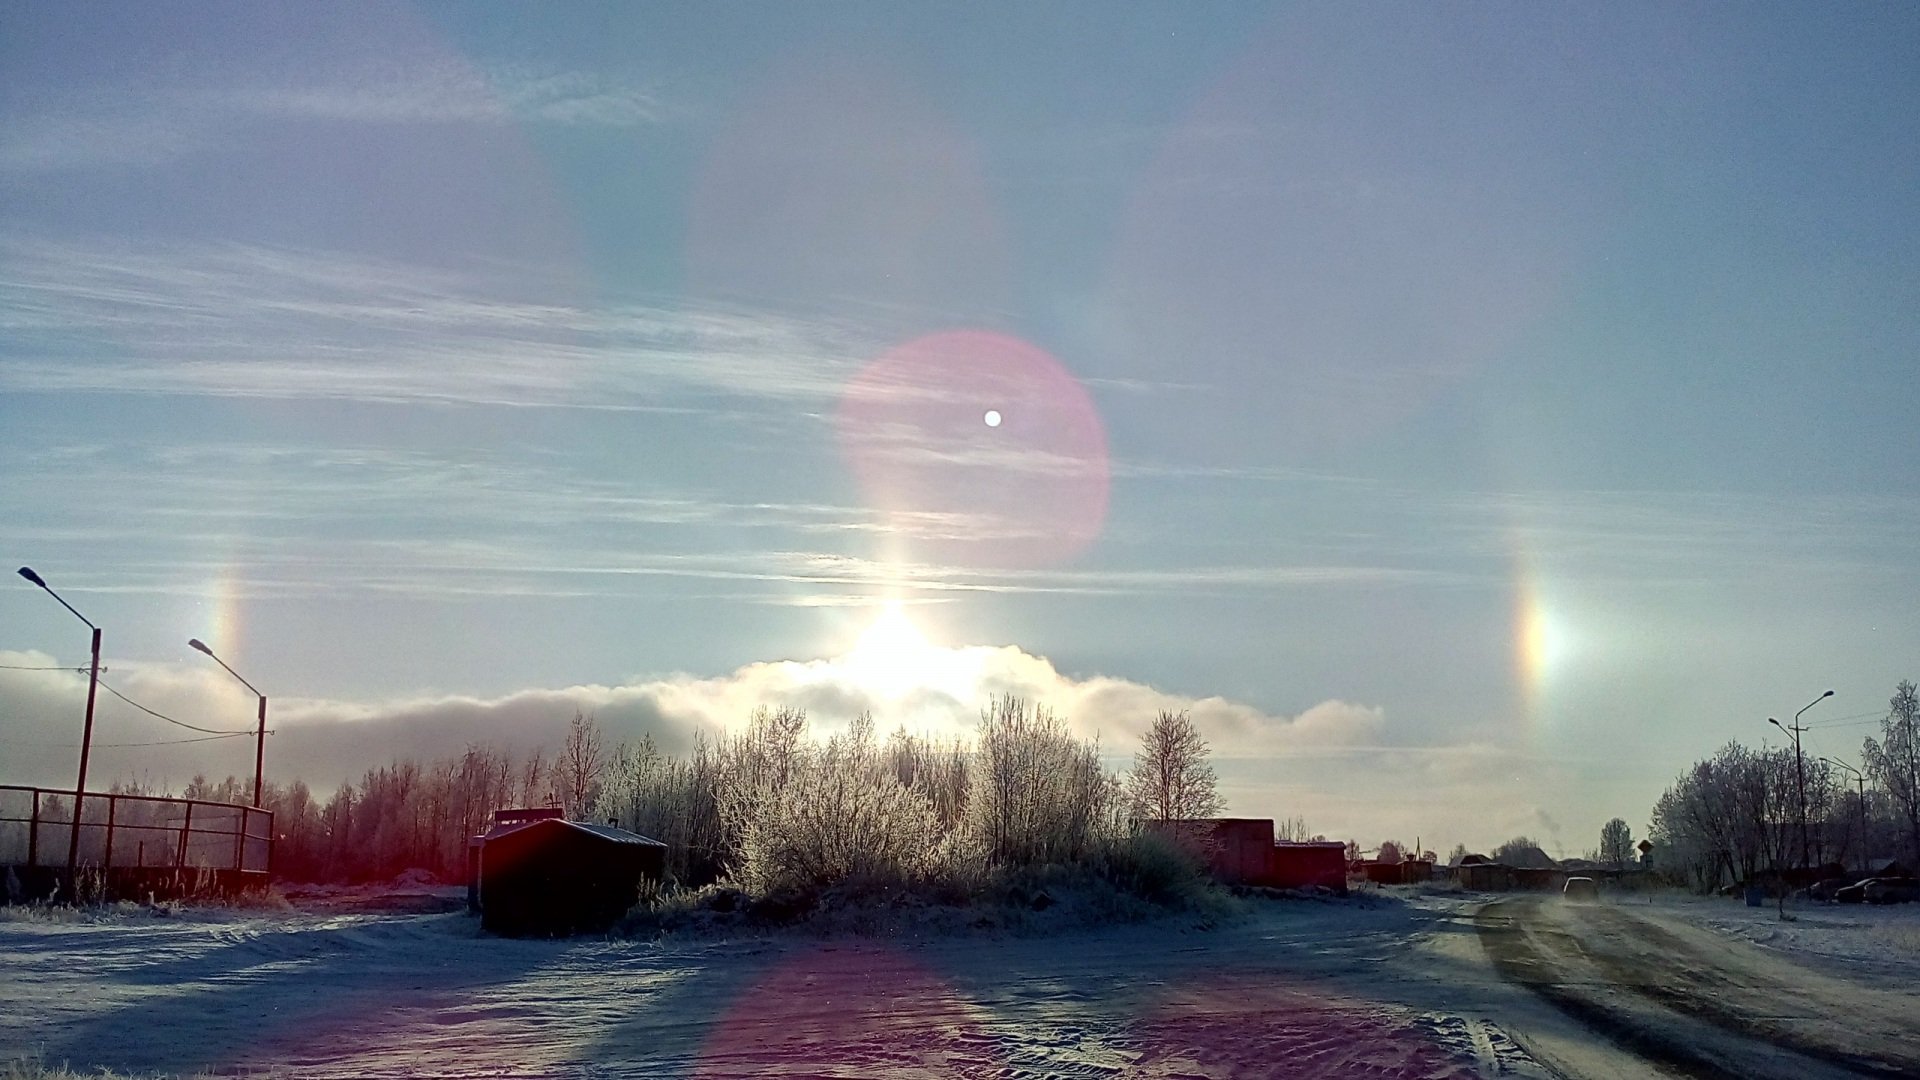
top-left (3, 2), bottom-right (1917, 857)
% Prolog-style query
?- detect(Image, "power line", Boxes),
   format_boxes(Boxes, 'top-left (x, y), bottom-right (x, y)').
top-left (0, 664), bottom-right (90, 672)
top-left (100, 732), bottom-right (252, 748)
top-left (97, 680), bottom-right (255, 736)
top-left (1804, 709), bottom-right (1886, 728)
top-left (0, 731), bottom-right (251, 749)
top-left (1812, 714), bottom-right (1889, 730)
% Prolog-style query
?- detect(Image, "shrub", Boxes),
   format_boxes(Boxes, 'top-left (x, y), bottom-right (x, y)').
top-left (964, 696), bottom-right (1120, 867)
top-left (731, 715), bottom-right (947, 897)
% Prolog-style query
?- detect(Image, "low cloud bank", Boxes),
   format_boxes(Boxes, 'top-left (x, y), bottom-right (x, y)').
top-left (1, 641), bottom-right (1561, 847)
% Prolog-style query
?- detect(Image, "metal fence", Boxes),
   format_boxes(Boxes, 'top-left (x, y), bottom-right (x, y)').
top-left (0, 785), bottom-right (272, 876)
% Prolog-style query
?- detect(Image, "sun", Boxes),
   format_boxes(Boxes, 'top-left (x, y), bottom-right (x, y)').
top-left (845, 603), bottom-right (948, 702)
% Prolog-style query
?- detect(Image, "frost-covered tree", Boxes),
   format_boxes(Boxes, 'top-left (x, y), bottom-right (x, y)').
top-left (1124, 709), bottom-right (1222, 822)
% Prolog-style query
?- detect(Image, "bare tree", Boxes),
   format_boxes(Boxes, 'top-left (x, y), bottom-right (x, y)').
top-left (1124, 709), bottom-right (1222, 822)
top-left (1275, 815), bottom-right (1313, 842)
top-left (559, 711), bottom-right (606, 820)
top-left (519, 748), bottom-right (550, 808)
top-left (1864, 680), bottom-right (1920, 866)
top-left (1600, 817), bottom-right (1633, 870)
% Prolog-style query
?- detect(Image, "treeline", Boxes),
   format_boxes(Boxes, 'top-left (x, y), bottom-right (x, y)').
top-left (154, 697), bottom-right (1225, 899)
top-left (146, 739), bottom-right (561, 883)
top-left (1647, 680), bottom-right (1920, 891)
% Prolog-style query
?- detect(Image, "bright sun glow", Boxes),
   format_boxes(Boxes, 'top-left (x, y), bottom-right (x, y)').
top-left (846, 604), bottom-right (939, 700)
top-left (983, 409), bottom-right (1001, 427)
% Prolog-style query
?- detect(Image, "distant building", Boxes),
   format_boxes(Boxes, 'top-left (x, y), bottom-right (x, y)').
top-left (1452, 861), bottom-right (1514, 891)
top-left (1144, 818), bottom-right (1347, 894)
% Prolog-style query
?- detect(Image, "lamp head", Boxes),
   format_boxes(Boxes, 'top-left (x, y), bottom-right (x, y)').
top-left (1822, 689), bottom-right (1835, 698)
top-left (17, 566), bottom-right (45, 588)
top-left (188, 638), bottom-right (212, 656)
top-left (1768, 717), bottom-right (1783, 728)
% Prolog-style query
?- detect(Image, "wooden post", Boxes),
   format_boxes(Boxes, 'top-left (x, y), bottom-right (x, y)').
top-left (103, 795), bottom-right (117, 872)
top-left (27, 789), bottom-right (39, 868)
top-left (176, 801), bottom-right (193, 870)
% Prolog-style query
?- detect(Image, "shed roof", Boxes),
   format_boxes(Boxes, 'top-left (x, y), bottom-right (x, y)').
top-left (484, 817), bottom-right (666, 847)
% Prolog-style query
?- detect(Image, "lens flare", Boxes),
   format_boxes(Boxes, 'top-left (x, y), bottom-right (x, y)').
top-left (837, 330), bottom-right (1109, 568)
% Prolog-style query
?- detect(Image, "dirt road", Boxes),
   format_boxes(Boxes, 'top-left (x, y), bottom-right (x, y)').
top-left (1476, 896), bottom-right (1920, 1078)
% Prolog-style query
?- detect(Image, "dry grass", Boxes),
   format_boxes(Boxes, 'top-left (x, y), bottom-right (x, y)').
top-left (4, 1058), bottom-right (279, 1080)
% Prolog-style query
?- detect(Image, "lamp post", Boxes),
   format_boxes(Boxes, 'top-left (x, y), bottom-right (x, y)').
top-left (1770, 689), bottom-right (1833, 872)
top-left (17, 566), bottom-right (103, 889)
top-left (188, 638), bottom-right (268, 808)
top-left (1821, 757), bottom-right (1869, 875)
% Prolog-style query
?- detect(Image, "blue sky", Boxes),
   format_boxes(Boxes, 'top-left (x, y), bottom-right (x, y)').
top-left (3, 2), bottom-right (1916, 853)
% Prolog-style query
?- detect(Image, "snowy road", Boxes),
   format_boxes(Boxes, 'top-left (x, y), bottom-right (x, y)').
top-left (1476, 896), bottom-right (1920, 1079)
top-left (7, 894), bottom-right (1912, 1078)
top-left (3, 899), bottom-right (1548, 1079)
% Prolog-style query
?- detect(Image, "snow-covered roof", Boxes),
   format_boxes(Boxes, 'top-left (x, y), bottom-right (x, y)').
top-left (483, 816), bottom-right (665, 847)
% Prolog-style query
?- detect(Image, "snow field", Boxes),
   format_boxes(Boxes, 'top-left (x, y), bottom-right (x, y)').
top-left (2, 897), bottom-right (1551, 1079)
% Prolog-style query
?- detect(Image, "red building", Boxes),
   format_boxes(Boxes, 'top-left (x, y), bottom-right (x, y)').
top-left (1144, 818), bottom-right (1347, 894)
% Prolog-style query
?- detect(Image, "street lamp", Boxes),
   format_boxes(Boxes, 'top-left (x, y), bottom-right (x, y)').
top-left (188, 638), bottom-right (268, 808)
top-left (1770, 689), bottom-right (1834, 872)
top-left (1821, 757), bottom-right (1869, 875)
top-left (17, 566), bottom-right (103, 888)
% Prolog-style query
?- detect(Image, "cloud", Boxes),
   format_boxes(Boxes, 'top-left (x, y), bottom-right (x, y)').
top-left (0, 637), bottom-right (1386, 791)
top-left (0, 635), bottom-right (1599, 850)
top-left (236, 60), bottom-right (662, 128)
top-left (0, 239), bottom-right (873, 411)
top-left (0, 60), bottom-right (662, 173)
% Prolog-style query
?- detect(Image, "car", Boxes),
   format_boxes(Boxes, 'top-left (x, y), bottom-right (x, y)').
top-left (1807, 878), bottom-right (1852, 902)
top-left (1864, 878), bottom-right (1919, 905)
top-left (1562, 876), bottom-right (1599, 902)
top-left (1834, 879), bottom-right (1882, 904)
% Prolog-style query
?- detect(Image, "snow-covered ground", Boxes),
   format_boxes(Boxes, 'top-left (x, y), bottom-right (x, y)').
top-left (1647, 892), bottom-right (1920, 983)
top-left (2, 895), bottom-right (1557, 1079)
top-left (5, 890), bottom-right (1914, 1079)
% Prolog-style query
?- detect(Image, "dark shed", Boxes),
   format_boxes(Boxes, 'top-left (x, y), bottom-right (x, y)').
top-left (478, 817), bottom-right (666, 936)
top-left (1271, 841), bottom-right (1348, 893)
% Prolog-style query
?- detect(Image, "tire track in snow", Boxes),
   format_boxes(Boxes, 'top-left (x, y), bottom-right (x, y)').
top-left (1477, 897), bottom-right (1916, 1079)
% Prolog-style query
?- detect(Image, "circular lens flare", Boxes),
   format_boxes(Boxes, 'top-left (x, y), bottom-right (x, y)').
top-left (837, 330), bottom-right (1108, 568)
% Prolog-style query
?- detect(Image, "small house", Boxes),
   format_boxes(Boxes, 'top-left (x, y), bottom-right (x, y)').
top-left (1453, 860), bottom-right (1514, 892)
top-left (476, 815), bottom-right (666, 936)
